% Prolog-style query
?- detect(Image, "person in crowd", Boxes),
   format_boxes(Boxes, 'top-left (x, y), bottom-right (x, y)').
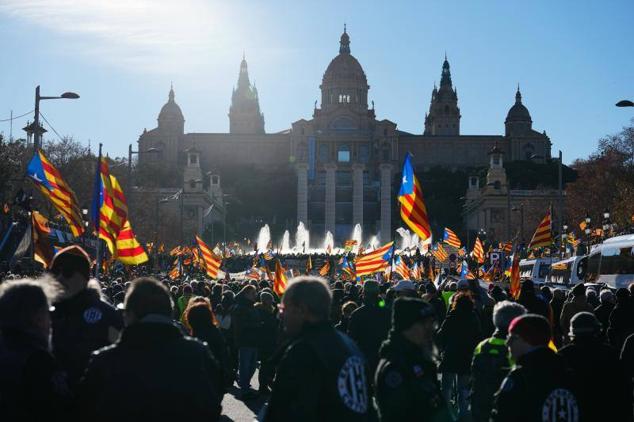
top-left (393, 279), bottom-right (418, 298)
top-left (374, 297), bottom-right (450, 422)
top-left (232, 284), bottom-right (262, 399)
top-left (621, 333), bottom-right (634, 380)
top-left (335, 300), bottom-right (358, 332)
top-left (471, 301), bottom-right (526, 422)
top-left (183, 297), bottom-right (232, 390)
top-left (489, 285), bottom-right (507, 303)
top-left (330, 287), bottom-right (345, 324)
top-left (585, 288), bottom-right (600, 308)
top-left (560, 283), bottom-right (594, 344)
top-left (436, 291), bottom-right (482, 419)
top-left (347, 280), bottom-right (391, 390)
top-left (421, 282), bottom-right (447, 322)
top-left (78, 277), bottom-right (223, 421)
top-left (516, 279), bottom-right (551, 322)
top-left (264, 276), bottom-right (369, 421)
top-left (177, 283), bottom-right (193, 318)
top-left (549, 288), bottom-right (566, 346)
top-left (607, 288), bottom-right (634, 351)
top-left (558, 312), bottom-right (632, 422)
top-left (491, 314), bottom-right (580, 421)
top-left (255, 290), bottom-right (278, 395)
top-left (0, 278), bottom-right (72, 420)
top-left (48, 245), bottom-right (123, 390)
top-left (594, 289), bottom-right (616, 338)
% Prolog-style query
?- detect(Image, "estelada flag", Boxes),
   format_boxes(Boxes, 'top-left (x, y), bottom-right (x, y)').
top-left (355, 242), bottom-right (394, 277)
top-left (529, 210), bottom-right (553, 250)
top-left (398, 153), bottom-right (431, 241)
top-left (196, 235), bottom-right (222, 279)
top-left (274, 259), bottom-right (288, 296)
top-left (443, 227), bottom-right (462, 249)
top-left (27, 149), bottom-right (84, 236)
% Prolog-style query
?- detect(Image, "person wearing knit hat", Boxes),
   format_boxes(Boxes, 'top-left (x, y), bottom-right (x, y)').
top-left (557, 312), bottom-right (632, 421)
top-left (47, 244), bottom-right (123, 389)
top-left (374, 297), bottom-right (450, 421)
top-left (491, 313), bottom-right (580, 421)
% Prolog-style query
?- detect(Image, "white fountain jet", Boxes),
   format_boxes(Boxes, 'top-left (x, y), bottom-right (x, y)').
top-left (256, 224), bottom-right (271, 253)
top-left (368, 235), bottom-right (379, 251)
top-left (281, 230), bottom-right (291, 254)
top-left (351, 223), bottom-right (363, 254)
top-left (295, 222), bottom-right (310, 253)
top-left (396, 227), bottom-right (412, 253)
top-left (323, 231), bottom-right (334, 254)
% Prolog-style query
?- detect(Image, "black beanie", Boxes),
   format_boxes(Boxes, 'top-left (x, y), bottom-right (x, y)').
top-left (392, 297), bottom-right (435, 332)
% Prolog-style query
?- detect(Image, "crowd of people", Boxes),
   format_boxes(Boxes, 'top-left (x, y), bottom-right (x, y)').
top-left (0, 244), bottom-right (633, 421)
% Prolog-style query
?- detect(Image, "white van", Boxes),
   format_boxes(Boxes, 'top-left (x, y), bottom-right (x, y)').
top-left (545, 256), bottom-right (587, 287)
top-left (585, 234), bottom-right (634, 289)
top-left (519, 257), bottom-right (556, 284)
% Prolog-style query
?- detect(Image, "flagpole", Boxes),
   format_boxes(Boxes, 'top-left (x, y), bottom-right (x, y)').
top-left (95, 143), bottom-right (103, 280)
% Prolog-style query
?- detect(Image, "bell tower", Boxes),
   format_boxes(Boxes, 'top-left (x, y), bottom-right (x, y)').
top-left (424, 55), bottom-right (461, 135)
top-left (229, 54), bottom-right (265, 134)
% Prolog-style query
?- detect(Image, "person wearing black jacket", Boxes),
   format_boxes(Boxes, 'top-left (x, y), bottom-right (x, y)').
top-left (374, 297), bottom-right (450, 422)
top-left (491, 314), bottom-right (580, 422)
top-left (347, 280), bottom-right (390, 388)
top-left (558, 312), bottom-right (632, 422)
top-left (78, 277), bottom-right (223, 422)
top-left (0, 279), bottom-right (73, 421)
top-left (436, 291), bottom-right (482, 419)
top-left (264, 276), bottom-right (369, 422)
top-left (232, 284), bottom-right (262, 399)
top-left (48, 246), bottom-right (123, 390)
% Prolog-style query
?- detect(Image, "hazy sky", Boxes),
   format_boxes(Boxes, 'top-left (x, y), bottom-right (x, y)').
top-left (0, 0), bottom-right (632, 163)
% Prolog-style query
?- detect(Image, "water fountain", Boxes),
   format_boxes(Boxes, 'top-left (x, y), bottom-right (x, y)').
top-left (256, 224), bottom-right (271, 253)
top-left (368, 235), bottom-right (379, 251)
top-left (351, 224), bottom-right (362, 253)
top-left (295, 222), bottom-right (310, 253)
top-left (281, 230), bottom-right (291, 254)
top-left (396, 227), bottom-right (412, 251)
top-left (323, 231), bottom-right (334, 254)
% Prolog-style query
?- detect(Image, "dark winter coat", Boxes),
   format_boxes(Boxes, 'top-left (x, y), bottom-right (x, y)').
top-left (436, 308), bottom-right (482, 374)
top-left (231, 294), bottom-right (262, 348)
top-left (347, 301), bottom-right (391, 380)
top-left (78, 319), bottom-right (223, 422)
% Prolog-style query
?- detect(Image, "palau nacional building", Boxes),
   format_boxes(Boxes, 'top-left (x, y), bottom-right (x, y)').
top-left (135, 28), bottom-right (558, 246)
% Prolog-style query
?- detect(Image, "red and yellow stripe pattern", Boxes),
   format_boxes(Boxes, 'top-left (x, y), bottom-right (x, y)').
top-left (196, 235), bottom-right (222, 279)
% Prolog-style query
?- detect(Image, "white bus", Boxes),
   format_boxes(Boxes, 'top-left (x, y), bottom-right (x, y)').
top-left (585, 234), bottom-right (634, 289)
top-left (519, 257), bottom-right (556, 284)
top-left (545, 256), bottom-right (587, 287)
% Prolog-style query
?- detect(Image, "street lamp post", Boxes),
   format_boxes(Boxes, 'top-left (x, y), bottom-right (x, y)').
top-left (33, 85), bottom-right (80, 150)
top-left (602, 209), bottom-right (611, 240)
top-left (561, 223), bottom-right (569, 258)
top-left (584, 214), bottom-right (592, 253)
top-left (512, 205), bottom-right (525, 243)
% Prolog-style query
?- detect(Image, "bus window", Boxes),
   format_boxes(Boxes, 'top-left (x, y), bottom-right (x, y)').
top-left (520, 264), bottom-right (534, 278)
top-left (586, 253), bottom-right (600, 282)
top-left (600, 247), bottom-right (634, 275)
top-left (550, 262), bottom-right (572, 285)
top-left (576, 257), bottom-right (587, 280)
top-left (538, 263), bottom-right (550, 279)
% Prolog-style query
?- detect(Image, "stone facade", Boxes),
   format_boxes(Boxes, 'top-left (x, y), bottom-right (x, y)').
top-left (138, 27), bottom-right (553, 243)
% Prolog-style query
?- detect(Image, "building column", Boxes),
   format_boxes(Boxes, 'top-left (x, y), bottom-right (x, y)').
top-left (352, 163), bottom-right (364, 228)
top-left (296, 163), bottom-right (308, 225)
top-left (379, 163), bottom-right (392, 242)
top-left (324, 163), bottom-right (337, 235)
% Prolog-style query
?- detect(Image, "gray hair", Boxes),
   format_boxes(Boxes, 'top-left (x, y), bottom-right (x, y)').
top-left (599, 289), bottom-right (615, 304)
top-left (283, 276), bottom-right (332, 321)
top-left (492, 301), bottom-right (527, 332)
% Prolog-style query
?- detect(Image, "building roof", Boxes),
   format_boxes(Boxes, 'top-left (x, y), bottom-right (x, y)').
top-left (322, 27), bottom-right (368, 88)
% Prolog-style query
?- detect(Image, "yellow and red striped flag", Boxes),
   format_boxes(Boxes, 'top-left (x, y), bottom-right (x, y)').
top-left (32, 211), bottom-right (54, 268)
top-left (529, 210), bottom-right (553, 250)
top-left (471, 237), bottom-right (486, 264)
top-left (319, 260), bottom-right (331, 277)
top-left (432, 243), bottom-right (449, 262)
top-left (274, 259), bottom-right (288, 296)
top-left (27, 149), bottom-right (84, 236)
top-left (355, 241), bottom-right (394, 277)
top-left (114, 220), bottom-right (148, 265)
top-left (92, 157), bottom-right (147, 265)
top-left (510, 253), bottom-right (521, 299)
top-left (305, 255), bottom-right (313, 274)
top-left (442, 227), bottom-right (462, 249)
top-left (196, 235), bottom-right (222, 279)
top-left (398, 153), bottom-right (431, 241)
top-left (395, 256), bottom-right (410, 279)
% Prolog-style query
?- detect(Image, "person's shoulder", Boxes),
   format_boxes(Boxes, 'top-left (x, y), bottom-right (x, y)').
top-left (376, 360), bottom-right (407, 390)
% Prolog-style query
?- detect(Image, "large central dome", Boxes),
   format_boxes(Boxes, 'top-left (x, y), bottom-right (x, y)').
top-left (320, 27), bottom-right (369, 112)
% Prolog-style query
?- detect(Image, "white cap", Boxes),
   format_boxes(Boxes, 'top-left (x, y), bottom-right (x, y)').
top-left (393, 280), bottom-right (416, 292)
